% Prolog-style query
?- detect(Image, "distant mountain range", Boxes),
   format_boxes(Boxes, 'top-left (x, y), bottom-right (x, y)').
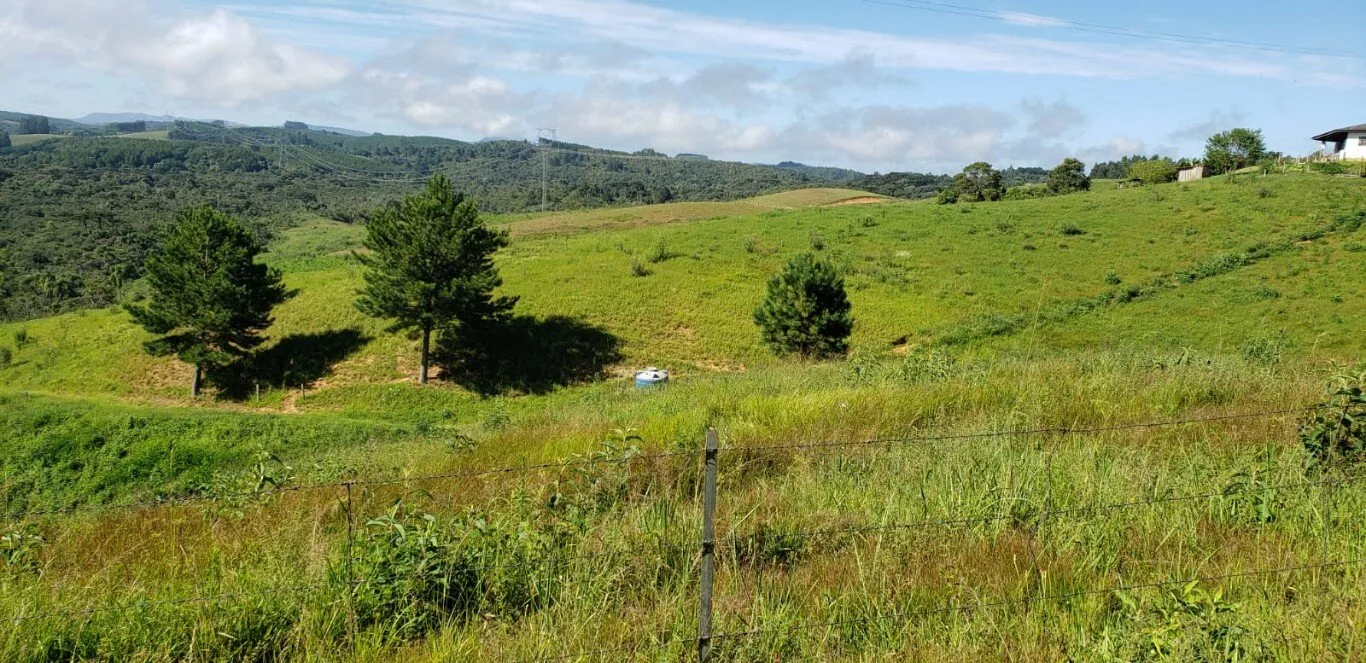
top-left (74, 112), bottom-right (186, 125)
top-left (0, 111), bottom-right (372, 137)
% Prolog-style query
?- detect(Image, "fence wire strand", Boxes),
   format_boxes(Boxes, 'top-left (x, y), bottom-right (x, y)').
top-left (708, 558), bottom-right (1366, 644)
top-left (722, 404), bottom-right (1322, 454)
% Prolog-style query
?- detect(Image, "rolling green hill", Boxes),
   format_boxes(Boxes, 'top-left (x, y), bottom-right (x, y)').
top-left (0, 127), bottom-right (861, 320)
top-left (3, 174), bottom-right (1359, 405)
top-left (1, 170), bottom-right (1364, 661)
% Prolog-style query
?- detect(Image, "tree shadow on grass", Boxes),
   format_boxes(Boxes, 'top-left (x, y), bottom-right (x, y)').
top-left (435, 315), bottom-right (622, 396)
top-left (213, 328), bottom-right (371, 400)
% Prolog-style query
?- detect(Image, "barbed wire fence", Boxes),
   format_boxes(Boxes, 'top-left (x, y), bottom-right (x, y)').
top-left (2, 403), bottom-right (1360, 661)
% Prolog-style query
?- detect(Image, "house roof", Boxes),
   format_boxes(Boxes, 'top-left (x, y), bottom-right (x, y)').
top-left (1313, 124), bottom-right (1366, 142)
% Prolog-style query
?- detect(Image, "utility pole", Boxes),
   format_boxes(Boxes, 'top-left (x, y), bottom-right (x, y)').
top-left (537, 128), bottom-right (556, 212)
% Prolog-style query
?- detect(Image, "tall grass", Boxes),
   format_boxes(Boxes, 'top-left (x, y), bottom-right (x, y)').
top-left (2, 352), bottom-right (1362, 660)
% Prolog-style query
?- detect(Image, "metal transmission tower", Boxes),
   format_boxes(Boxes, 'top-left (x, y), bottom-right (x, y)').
top-left (536, 128), bottom-right (556, 212)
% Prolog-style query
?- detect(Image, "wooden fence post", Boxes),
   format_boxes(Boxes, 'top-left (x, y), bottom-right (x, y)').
top-left (698, 428), bottom-right (719, 662)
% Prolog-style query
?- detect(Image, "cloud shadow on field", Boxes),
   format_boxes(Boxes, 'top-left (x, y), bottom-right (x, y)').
top-left (435, 315), bottom-right (622, 396)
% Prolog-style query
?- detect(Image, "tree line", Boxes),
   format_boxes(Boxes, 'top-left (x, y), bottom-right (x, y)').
top-left (1089, 128), bottom-right (1272, 182)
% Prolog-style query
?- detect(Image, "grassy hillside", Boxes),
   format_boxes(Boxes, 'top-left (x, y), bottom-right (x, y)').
top-left (0, 129), bottom-right (859, 320)
top-left (2, 174), bottom-right (1360, 404)
top-left (1, 171), bottom-right (1364, 660)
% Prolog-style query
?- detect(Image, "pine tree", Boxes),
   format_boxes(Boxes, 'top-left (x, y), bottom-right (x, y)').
top-left (355, 174), bottom-right (515, 384)
top-left (126, 207), bottom-right (286, 397)
top-left (754, 252), bottom-right (853, 358)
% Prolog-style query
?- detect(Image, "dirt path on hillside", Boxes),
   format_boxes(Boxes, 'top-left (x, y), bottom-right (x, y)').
top-left (827, 196), bottom-right (886, 206)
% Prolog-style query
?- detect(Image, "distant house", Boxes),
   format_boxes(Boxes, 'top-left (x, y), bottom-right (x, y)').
top-left (1312, 123), bottom-right (1366, 160)
top-left (1177, 165), bottom-right (1206, 182)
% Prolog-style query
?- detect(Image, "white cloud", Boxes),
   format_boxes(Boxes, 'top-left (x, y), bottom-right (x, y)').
top-left (540, 84), bottom-right (776, 154)
top-left (232, 0), bottom-right (1350, 82)
top-left (1168, 108), bottom-right (1248, 142)
top-left (1019, 99), bottom-right (1086, 139)
top-left (357, 68), bottom-right (527, 135)
top-left (787, 50), bottom-right (910, 100)
top-left (777, 104), bottom-right (1014, 168)
top-left (1075, 136), bottom-right (1150, 164)
top-left (1, 0), bottom-right (350, 105)
top-left (999, 12), bottom-right (1067, 28)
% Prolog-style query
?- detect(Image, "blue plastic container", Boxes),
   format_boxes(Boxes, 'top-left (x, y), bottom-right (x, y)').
top-left (634, 367), bottom-right (669, 389)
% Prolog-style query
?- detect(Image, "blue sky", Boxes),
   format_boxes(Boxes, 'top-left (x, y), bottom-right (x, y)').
top-left (2, 0), bottom-right (1363, 172)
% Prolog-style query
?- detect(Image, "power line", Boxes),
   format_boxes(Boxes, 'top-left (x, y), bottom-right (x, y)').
top-left (860, 0), bottom-right (1365, 59)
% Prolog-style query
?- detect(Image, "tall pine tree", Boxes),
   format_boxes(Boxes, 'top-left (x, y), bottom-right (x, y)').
top-left (127, 207), bottom-right (286, 397)
top-left (355, 174), bottom-right (515, 384)
top-left (754, 252), bottom-right (853, 358)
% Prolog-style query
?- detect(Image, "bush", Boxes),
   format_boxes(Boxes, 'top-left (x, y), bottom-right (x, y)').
top-left (1300, 369), bottom-right (1366, 468)
top-left (1003, 184), bottom-right (1051, 200)
top-left (742, 236), bottom-right (758, 253)
top-left (646, 236), bottom-right (670, 264)
top-left (754, 253), bottom-right (853, 358)
top-left (1060, 222), bottom-right (1087, 236)
top-left (808, 230), bottom-right (826, 251)
top-left (0, 346), bottom-right (10, 367)
top-left (341, 502), bottom-right (567, 639)
top-left (1308, 161), bottom-right (1352, 176)
top-left (1128, 160), bottom-right (1179, 185)
top-left (629, 256), bottom-right (650, 277)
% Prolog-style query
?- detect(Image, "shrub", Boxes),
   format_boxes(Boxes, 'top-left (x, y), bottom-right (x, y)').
top-left (808, 230), bottom-right (826, 251)
top-left (629, 256), bottom-right (650, 277)
top-left (754, 252), bottom-right (853, 358)
top-left (1104, 269), bottom-right (1122, 285)
top-left (0, 346), bottom-right (10, 367)
top-left (1239, 330), bottom-right (1287, 366)
top-left (13, 328), bottom-right (30, 348)
top-left (1332, 210), bottom-right (1365, 233)
top-left (1128, 160), bottom-right (1179, 185)
top-left (742, 235), bottom-right (758, 253)
top-left (1003, 184), bottom-right (1051, 200)
top-left (1060, 222), bottom-right (1087, 236)
top-left (341, 502), bottom-right (566, 639)
top-left (1300, 369), bottom-right (1366, 467)
top-left (1, 523), bottom-right (44, 575)
top-left (646, 236), bottom-right (670, 263)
